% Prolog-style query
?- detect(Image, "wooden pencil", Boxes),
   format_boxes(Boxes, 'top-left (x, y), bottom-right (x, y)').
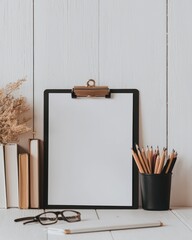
top-left (146, 146), bottom-right (152, 173)
top-left (136, 145), bottom-right (149, 174)
top-left (165, 151), bottom-right (177, 173)
top-left (152, 149), bottom-right (158, 173)
top-left (131, 149), bottom-right (144, 173)
top-left (162, 159), bottom-right (170, 173)
top-left (157, 148), bottom-right (167, 174)
top-left (167, 157), bottom-right (177, 173)
top-left (132, 145), bottom-right (177, 174)
top-left (150, 146), bottom-right (156, 173)
top-left (63, 220), bottom-right (163, 234)
top-left (154, 155), bottom-right (160, 174)
top-left (141, 147), bottom-right (151, 174)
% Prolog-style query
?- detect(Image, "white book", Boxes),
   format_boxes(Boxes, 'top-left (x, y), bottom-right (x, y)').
top-left (29, 139), bottom-right (39, 208)
top-left (4, 143), bottom-right (19, 208)
top-left (0, 144), bottom-right (7, 208)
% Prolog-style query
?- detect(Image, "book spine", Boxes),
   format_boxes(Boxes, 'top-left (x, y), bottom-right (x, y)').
top-left (18, 153), bottom-right (29, 209)
top-left (0, 144), bottom-right (7, 208)
top-left (4, 144), bottom-right (19, 208)
top-left (29, 139), bottom-right (40, 208)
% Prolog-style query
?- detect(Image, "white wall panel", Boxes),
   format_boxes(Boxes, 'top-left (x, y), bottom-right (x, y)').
top-left (34, 0), bottom-right (99, 139)
top-left (169, 0), bottom-right (192, 206)
top-left (99, 0), bottom-right (166, 147)
top-left (0, 0), bottom-right (33, 150)
top-left (1, 0), bottom-right (192, 206)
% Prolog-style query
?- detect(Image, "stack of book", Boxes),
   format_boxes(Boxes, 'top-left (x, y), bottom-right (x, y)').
top-left (0, 139), bottom-right (41, 209)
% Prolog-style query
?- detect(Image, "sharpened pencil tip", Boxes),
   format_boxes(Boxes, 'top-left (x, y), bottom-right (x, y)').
top-left (64, 229), bottom-right (71, 234)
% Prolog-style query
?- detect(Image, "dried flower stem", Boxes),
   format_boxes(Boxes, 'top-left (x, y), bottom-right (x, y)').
top-left (0, 79), bottom-right (31, 144)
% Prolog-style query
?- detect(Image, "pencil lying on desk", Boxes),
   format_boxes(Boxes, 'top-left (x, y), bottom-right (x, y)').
top-left (63, 220), bottom-right (163, 234)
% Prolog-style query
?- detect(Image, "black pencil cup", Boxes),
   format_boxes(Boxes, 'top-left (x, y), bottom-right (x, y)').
top-left (140, 173), bottom-right (172, 210)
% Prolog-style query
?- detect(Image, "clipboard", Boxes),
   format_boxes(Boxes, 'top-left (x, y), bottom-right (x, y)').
top-left (43, 81), bottom-right (139, 209)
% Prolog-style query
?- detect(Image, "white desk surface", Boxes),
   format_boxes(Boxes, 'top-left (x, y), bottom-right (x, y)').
top-left (1, 208), bottom-right (192, 240)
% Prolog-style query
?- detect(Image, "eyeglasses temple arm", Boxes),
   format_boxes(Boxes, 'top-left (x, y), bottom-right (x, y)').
top-left (14, 217), bottom-right (34, 222)
top-left (23, 219), bottom-right (38, 225)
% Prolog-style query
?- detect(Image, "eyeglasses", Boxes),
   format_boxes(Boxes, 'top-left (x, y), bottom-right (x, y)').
top-left (14, 210), bottom-right (81, 225)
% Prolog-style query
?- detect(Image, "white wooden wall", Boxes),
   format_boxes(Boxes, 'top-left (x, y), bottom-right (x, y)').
top-left (169, 0), bottom-right (192, 206)
top-left (0, 0), bottom-right (191, 206)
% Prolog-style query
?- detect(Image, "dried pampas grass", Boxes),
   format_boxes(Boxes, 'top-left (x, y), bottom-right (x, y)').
top-left (0, 79), bottom-right (31, 144)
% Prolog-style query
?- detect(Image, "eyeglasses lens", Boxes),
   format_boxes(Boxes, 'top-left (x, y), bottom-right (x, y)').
top-left (39, 212), bottom-right (57, 225)
top-left (63, 210), bottom-right (81, 222)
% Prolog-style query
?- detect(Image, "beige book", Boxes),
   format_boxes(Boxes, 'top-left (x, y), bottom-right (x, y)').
top-left (0, 144), bottom-right (7, 208)
top-left (29, 139), bottom-right (39, 208)
top-left (18, 153), bottom-right (29, 209)
top-left (5, 143), bottom-right (19, 208)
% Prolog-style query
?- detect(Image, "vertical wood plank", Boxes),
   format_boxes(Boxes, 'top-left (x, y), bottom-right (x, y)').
top-left (169, 0), bottom-right (192, 206)
top-left (0, 0), bottom-right (33, 149)
top-left (99, 0), bottom-right (166, 147)
top-left (34, 0), bottom-right (99, 139)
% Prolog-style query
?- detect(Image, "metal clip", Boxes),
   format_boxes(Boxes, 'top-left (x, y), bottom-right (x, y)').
top-left (72, 79), bottom-right (110, 98)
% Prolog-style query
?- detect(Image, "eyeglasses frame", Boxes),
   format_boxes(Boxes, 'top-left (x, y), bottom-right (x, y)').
top-left (14, 210), bottom-right (81, 225)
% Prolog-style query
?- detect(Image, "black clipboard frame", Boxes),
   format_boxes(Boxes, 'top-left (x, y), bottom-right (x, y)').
top-left (43, 88), bottom-right (139, 209)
